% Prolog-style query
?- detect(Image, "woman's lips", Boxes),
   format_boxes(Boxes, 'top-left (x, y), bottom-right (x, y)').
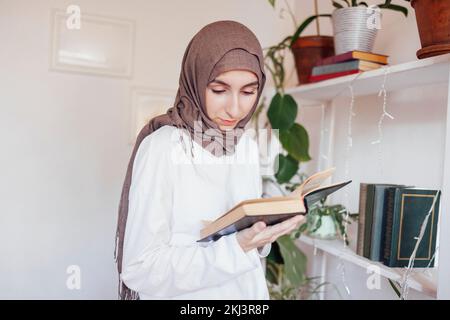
top-left (218, 118), bottom-right (238, 126)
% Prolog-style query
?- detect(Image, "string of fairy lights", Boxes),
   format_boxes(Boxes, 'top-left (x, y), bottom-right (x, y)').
top-left (315, 66), bottom-right (441, 300)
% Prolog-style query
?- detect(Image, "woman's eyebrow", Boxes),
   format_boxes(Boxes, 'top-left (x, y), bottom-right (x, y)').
top-left (209, 79), bottom-right (259, 88)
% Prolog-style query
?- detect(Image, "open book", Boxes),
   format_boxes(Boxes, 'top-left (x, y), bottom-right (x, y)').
top-left (198, 167), bottom-right (351, 242)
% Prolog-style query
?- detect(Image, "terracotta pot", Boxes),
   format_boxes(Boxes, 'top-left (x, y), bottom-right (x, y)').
top-left (411, 0), bottom-right (450, 59)
top-left (291, 36), bottom-right (334, 84)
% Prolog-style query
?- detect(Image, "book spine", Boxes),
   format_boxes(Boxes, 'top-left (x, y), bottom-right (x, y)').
top-left (309, 69), bottom-right (360, 83)
top-left (316, 52), bottom-right (355, 66)
top-left (312, 60), bottom-right (360, 76)
top-left (370, 186), bottom-right (388, 261)
top-left (363, 185), bottom-right (375, 259)
top-left (382, 188), bottom-right (396, 266)
top-left (356, 183), bottom-right (368, 256)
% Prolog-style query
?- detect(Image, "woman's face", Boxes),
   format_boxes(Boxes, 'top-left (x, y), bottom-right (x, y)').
top-left (205, 69), bottom-right (259, 131)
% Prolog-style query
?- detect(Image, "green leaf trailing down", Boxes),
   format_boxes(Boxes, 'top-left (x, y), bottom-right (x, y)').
top-left (267, 93), bottom-right (297, 130)
top-left (388, 279), bottom-right (402, 298)
top-left (268, 0), bottom-right (276, 8)
top-left (274, 154), bottom-right (298, 184)
top-left (279, 123), bottom-right (312, 162)
top-left (277, 235), bottom-right (307, 287)
top-left (267, 241), bottom-right (284, 265)
top-left (265, 262), bottom-right (279, 284)
top-left (290, 14), bottom-right (332, 47)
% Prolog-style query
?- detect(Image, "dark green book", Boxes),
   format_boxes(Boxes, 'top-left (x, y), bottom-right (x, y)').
top-left (370, 184), bottom-right (407, 261)
top-left (362, 184), bottom-right (375, 259)
top-left (382, 187), bottom-right (441, 268)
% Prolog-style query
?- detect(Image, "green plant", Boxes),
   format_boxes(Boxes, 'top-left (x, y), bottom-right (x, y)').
top-left (297, 197), bottom-right (359, 245)
top-left (264, 1), bottom-right (331, 92)
top-left (332, 0), bottom-right (410, 17)
top-left (258, 0), bottom-right (328, 300)
top-left (257, 0), bottom-right (351, 300)
top-left (268, 275), bottom-right (343, 300)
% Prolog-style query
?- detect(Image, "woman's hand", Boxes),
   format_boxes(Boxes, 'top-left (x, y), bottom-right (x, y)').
top-left (236, 215), bottom-right (305, 253)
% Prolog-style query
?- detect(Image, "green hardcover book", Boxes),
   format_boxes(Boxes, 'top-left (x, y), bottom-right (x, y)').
top-left (370, 184), bottom-right (408, 261)
top-left (363, 184), bottom-right (375, 259)
top-left (356, 183), bottom-right (368, 256)
top-left (382, 187), bottom-right (441, 268)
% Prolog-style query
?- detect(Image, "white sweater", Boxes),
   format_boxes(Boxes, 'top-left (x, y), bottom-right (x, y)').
top-left (120, 125), bottom-right (271, 300)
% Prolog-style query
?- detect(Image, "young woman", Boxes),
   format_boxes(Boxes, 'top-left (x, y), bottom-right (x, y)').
top-left (115, 20), bottom-right (304, 300)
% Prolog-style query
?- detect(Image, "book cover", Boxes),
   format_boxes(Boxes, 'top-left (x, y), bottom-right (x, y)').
top-left (309, 69), bottom-right (360, 83)
top-left (369, 184), bottom-right (406, 261)
top-left (197, 167), bottom-right (352, 242)
top-left (316, 51), bottom-right (389, 66)
top-left (312, 60), bottom-right (383, 76)
top-left (362, 184), bottom-right (375, 259)
top-left (356, 183), bottom-right (368, 256)
top-left (382, 187), bottom-right (441, 268)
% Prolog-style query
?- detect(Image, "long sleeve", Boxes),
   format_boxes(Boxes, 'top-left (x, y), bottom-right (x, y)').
top-left (120, 133), bottom-right (260, 298)
top-left (253, 141), bottom-right (272, 259)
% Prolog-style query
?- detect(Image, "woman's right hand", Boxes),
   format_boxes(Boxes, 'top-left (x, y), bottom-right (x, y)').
top-left (236, 215), bottom-right (305, 252)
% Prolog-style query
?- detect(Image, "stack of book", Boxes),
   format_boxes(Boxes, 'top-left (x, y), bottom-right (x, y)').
top-left (357, 183), bottom-right (441, 268)
top-left (309, 51), bottom-right (389, 83)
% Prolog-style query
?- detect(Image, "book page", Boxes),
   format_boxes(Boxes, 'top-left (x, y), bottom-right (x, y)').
top-left (289, 167), bottom-right (336, 198)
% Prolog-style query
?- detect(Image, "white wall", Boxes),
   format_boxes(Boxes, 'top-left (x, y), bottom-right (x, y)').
top-left (293, 0), bottom-right (446, 299)
top-left (2, 0), bottom-right (443, 300)
top-left (0, 0), bottom-right (295, 299)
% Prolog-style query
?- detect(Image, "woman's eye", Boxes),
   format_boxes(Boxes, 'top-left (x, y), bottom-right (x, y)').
top-left (212, 89), bottom-right (225, 94)
top-left (242, 91), bottom-right (256, 95)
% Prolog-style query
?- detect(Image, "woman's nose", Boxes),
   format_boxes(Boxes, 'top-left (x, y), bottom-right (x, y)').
top-left (225, 93), bottom-right (241, 119)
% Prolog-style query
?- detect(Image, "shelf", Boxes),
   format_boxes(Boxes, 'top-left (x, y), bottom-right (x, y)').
top-left (296, 235), bottom-right (437, 298)
top-left (285, 53), bottom-right (450, 104)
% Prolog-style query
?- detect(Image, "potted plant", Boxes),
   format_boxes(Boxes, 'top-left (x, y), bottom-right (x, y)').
top-left (408, 0), bottom-right (450, 59)
top-left (297, 197), bottom-right (358, 245)
top-left (267, 0), bottom-right (333, 84)
top-left (331, 0), bottom-right (409, 55)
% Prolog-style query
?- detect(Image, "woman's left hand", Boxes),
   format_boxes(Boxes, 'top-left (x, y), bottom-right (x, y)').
top-left (236, 215), bottom-right (305, 252)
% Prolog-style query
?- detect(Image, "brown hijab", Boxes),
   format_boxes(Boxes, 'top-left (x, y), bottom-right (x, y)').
top-left (115, 20), bottom-right (266, 300)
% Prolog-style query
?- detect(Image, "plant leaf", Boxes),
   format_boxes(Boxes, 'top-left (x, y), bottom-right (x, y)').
top-left (298, 222), bottom-right (308, 233)
top-left (268, 0), bottom-right (276, 8)
top-left (378, 3), bottom-right (408, 17)
top-left (267, 93), bottom-right (297, 130)
top-left (279, 123), bottom-right (312, 162)
top-left (332, 1), bottom-right (343, 9)
top-left (277, 235), bottom-right (307, 287)
top-left (267, 240), bottom-right (284, 265)
top-left (274, 153), bottom-right (298, 184)
top-left (388, 279), bottom-right (401, 298)
top-left (336, 0), bottom-right (350, 6)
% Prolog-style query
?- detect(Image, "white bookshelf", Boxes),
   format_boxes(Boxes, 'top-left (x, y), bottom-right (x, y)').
top-left (285, 54), bottom-right (450, 104)
top-left (297, 235), bottom-right (437, 298)
top-left (286, 53), bottom-right (450, 299)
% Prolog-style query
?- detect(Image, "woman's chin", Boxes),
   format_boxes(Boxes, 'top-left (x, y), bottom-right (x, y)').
top-left (219, 125), bottom-right (236, 131)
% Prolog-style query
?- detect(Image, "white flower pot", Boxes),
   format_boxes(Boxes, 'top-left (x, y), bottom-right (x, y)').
top-left (309, 215), bottom-right (337, 240)
top-left (332, 7), bottom-right (380, 55)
